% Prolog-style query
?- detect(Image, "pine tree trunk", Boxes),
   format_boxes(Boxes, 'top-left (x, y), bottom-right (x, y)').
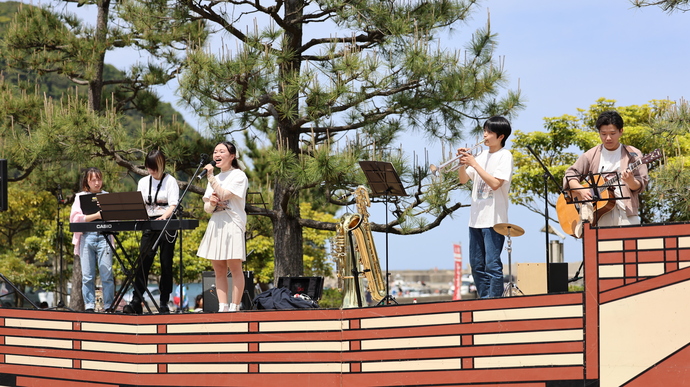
top-left (70, 255), bottom-right (85, 311)
top-left (89, 0), bottom-right (110, 113)
top-left (271, 0), bottom-right (305, 283)
top-left (272, 182), bottom-right (304, 281)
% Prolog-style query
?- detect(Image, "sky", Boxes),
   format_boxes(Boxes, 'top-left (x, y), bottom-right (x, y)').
top-left (368, 0), bottom-right (690, 271)
top-left (38, 0), bottom-right (689, 271)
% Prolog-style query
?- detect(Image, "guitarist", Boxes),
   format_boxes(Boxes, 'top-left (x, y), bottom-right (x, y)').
top-left (563, 111), bottom-right (649, 238)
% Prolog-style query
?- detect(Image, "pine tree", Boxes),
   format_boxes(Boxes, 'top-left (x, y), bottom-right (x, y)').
top-left (175, 0), bottom-right (524, 278)
top-left (631, 0), bottom-right (690, 12)
top-left (0, 0), bottom-right (211, 309)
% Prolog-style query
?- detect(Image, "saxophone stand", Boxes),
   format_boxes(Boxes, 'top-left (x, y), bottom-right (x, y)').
top-left (359, 161), bottom-right (407, 306)
top-left (494, 223), bottom-right (525, 297)
top-left (347, 232), bottom-right (364, 308)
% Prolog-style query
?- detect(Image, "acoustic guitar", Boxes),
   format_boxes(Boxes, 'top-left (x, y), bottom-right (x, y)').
top-left (556, 149), bottom-right (662, 237)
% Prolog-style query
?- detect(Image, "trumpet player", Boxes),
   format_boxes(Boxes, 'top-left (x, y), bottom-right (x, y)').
top-left (456, 116), bottom-right (513, 299)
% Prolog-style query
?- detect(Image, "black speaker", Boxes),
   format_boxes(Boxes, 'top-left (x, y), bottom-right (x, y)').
top-left (548, 262), bottom-right (569, 293)
top-left (277, 276), bottom-right (324, 300)
top-left (0, 159), bottom-right (7, 212)
top-left (202, 271), bottom-right (254, 312)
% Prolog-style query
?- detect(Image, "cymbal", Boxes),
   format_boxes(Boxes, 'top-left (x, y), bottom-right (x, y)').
top-left (493, 223), bottom-right (525, 237)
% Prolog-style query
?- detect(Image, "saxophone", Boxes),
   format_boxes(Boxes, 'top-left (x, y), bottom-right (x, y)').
top-left (334, 186), bottom-right (387, 307)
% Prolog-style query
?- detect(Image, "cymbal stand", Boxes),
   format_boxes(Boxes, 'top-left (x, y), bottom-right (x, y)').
top-left (502, 230), bottom-right (523, 297)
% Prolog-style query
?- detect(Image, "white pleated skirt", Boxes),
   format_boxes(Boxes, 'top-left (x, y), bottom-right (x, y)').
top-left (197, 211), bottom-right (246, 261)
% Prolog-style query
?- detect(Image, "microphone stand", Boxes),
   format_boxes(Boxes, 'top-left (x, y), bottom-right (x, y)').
top-left (525, 146), bottom-right (570, 292)
top-left (52, 185), bottom-right (72, 310)
top-left (151, 157), bottom-right (207, 313)
top-left (116, 158), bottom-right (206, 314)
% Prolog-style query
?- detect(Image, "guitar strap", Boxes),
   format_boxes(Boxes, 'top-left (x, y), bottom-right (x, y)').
top-left (624, 145), bottom-right (639, 162)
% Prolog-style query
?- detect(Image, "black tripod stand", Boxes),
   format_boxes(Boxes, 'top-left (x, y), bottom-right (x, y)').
top-left (359, 161), bottom-right (407, 306)
top-left (0, 273), bottom-right (39, 309)
top-left (52, 184), bottom-right (72, 310)
top-left (494, 223), bottom-right (525, 297)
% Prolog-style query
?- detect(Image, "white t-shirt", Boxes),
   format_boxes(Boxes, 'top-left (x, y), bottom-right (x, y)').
top-left (466, 147), bottom-right (513, 228)
top-left (204, 169), bottom-right (249, 231)
top-left (137, 174), bottom-right (180, 217)
top-left (599, 145), bottom-right (625, 209)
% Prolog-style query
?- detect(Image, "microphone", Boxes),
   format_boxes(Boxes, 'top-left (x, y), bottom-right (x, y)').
top-left (197, 160), bottom-right (216, 180)
top-left (56, 184), bottom-right (64, 204)
top-left (336, 191), bottom-right (351, 200)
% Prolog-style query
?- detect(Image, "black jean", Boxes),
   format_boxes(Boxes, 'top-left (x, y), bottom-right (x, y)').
top-left (131, 229), bottom-right (177, 306)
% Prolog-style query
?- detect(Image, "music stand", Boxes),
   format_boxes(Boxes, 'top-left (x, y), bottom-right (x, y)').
top-left (97, 192), bottom-right (149, 221)
top-left (94, 192), bottom-right (154, 313)
top-left (359, 161), bottom-right (407, 306)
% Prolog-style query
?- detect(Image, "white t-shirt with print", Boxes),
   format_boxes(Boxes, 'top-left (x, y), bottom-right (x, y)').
top-left (466, 147), bottom-right (513, 228)
top-left (599, 145), bottom-right (626, 210)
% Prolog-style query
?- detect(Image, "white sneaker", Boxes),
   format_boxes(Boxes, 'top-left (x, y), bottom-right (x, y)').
top-left (228, 303), bottom-right (239, 312)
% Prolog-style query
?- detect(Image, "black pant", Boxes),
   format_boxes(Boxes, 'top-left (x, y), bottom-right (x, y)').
top-left (132, 229), bottom-right (177, 306)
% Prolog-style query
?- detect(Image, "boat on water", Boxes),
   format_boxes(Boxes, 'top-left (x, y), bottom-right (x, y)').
top-left (1, 220), bottom-right (689, 387)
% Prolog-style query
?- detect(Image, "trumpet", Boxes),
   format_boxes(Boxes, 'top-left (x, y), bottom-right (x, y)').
top-left (429, 142), bottom-right (484, 177)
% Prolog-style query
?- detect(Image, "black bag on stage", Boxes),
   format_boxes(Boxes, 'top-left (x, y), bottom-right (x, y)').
top-left (252, 287), bottom-right (319, 310)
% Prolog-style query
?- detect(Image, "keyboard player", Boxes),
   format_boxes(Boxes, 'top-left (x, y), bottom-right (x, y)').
top-left (124, 150), bottom-right (179, 315)
top-left (70, 167), bottom-right (114, 313)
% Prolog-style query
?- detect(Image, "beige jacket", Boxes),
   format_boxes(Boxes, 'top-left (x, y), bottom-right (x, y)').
top-left (562, 144), bottom-right (649, 217)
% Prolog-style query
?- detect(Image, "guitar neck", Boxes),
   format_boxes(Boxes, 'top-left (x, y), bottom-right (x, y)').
top-left (601, 158), bottom-right (644, 189)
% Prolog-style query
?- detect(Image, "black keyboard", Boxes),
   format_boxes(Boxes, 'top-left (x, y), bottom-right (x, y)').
top-left (69, 219), bottom-right (199, 233)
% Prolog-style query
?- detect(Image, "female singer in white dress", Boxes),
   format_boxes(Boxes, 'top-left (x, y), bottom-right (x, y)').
top-left (197, 142), bottom-right (248, 312)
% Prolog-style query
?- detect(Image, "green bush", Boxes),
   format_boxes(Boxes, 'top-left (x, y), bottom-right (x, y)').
top-left (318, 288), bottom-right (342, 309)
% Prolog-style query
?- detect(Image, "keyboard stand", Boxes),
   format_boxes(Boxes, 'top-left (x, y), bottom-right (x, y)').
top-left (105, 232), bottom-right (159, 313)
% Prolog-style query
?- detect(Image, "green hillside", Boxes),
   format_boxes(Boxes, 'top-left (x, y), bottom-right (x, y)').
top-left (0, 1), bottom-right (197, 138)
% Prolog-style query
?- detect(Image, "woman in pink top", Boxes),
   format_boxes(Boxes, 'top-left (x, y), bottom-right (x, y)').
top-left (69, 167), bottom-right (113, 312)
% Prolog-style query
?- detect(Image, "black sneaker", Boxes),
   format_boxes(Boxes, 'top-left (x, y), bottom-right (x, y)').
top-left (85, 308), bottom-right (95, 313)
top-left (158, 306), bottom-right (170, 314)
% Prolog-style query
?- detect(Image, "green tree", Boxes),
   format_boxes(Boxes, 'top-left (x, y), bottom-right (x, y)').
top-left (0, 1), bottom-right (213, 309)
top-left (639, 100), bottom-right (690, 222)
top-left (510, 98), bottom-right (690, 229)
top-left (175, 0), bottom-right (523, 279)
top-left (0, 1), bottom-right (337, 298)
top-left (2, 0), bottom-right (205, 114)
top-left (0, 1), bottom-right (212, 185)
top-left (0, 183), bottom-right (59, 307)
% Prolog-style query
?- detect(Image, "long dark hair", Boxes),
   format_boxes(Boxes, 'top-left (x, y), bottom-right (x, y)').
top-left (217, 141), bottom-right (240, 169)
